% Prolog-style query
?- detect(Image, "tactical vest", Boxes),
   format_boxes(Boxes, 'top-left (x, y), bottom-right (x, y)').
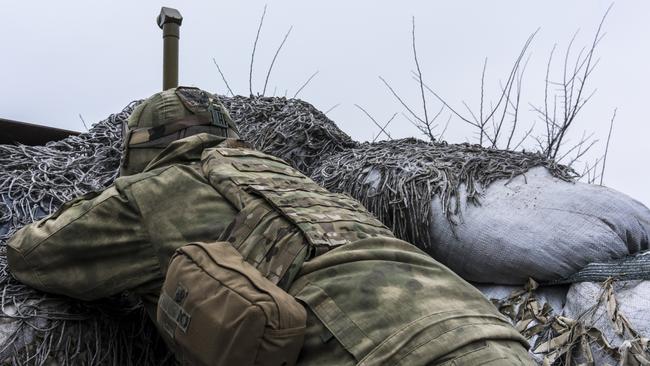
top-left (156, 143), bottom-right (395, 365)
top-left (202, 145), bottom-right (395, 289)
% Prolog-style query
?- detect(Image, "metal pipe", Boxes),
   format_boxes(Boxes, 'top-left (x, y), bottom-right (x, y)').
top-left (157, 7), bottom-right (183, 90)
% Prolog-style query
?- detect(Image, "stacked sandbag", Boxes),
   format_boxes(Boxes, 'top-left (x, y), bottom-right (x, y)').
top-left (563, 280), bottom-right (650, 365)
top-left (429, 167), bottom-right (650, 284)
top-left (310, 144), bottom-right (650, 285)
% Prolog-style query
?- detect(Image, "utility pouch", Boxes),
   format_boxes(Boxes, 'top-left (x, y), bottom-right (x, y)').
top-left (157, 241), bottom-right (307, 366)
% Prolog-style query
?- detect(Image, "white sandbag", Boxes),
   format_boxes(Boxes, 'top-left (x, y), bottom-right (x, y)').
top-left (427, 167), bottom-right (650, 284)
top-left (473, 283), bottom-right (569, 314)
top-left (563, 281), bottom-right (650, 365)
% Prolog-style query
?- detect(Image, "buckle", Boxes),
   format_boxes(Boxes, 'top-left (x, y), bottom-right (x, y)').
top-left (208, 102), bottom-right (228, 129)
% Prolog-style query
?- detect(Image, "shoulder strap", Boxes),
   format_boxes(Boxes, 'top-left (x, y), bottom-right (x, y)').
top-left (202, 147), bottom-right (393, 268)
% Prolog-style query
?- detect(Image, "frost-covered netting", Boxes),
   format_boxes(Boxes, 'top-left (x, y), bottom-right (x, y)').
top-left (0, 102), bottom-right (174, 365)
top-left (221, 96), bottom-right (358, 175)
top-left (0, 94), bottom-right (646, 364)
top-left (311, 139), bottom-right (576, 246)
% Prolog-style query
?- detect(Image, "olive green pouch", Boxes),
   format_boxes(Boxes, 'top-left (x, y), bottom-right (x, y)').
top-left (157, 241), bottom-right (307, 366)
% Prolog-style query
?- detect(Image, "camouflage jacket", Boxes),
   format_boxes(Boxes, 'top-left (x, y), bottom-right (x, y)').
top-left (7, 134), bottom-right (530, 365)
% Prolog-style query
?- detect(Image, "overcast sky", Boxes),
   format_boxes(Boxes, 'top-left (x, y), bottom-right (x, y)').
top-left (2, 1), bottom-right (649, 206)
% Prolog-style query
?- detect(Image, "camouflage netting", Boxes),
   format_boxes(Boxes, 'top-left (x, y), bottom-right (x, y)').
top-left (0, 101), bottom-right (176, 365)
top-left (311, 139), bottom-right (576, 247)
top-left (491, 279), bottom-right (650, 365)
top-left (0, 94), bottom-right (629, 364)
top-left (221, 96), bottom-right (358, 175)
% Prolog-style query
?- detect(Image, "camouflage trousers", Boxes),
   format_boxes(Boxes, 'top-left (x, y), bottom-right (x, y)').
top-left (288, 238), bottom-right (533, 365)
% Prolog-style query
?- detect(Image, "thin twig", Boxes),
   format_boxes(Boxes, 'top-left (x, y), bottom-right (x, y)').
top-left (544, 44), bottom-right (557, 151)
top-left (78, 114), bottom-right (89, 131)
top-left (373, 113), bottom-right (398, 143)
top-left (354, 104), bottom-right (393, 140)
top-left (506, 53), bottom-right (530, 149)
top-left (324, 103), bottom-right (341, 115)
top-left (549, 4), bottom-right (612, 160)
top-left (479, 57), bottom-right (487, 145)
top-left (293, 70), bottom-right (319, 98)
top-left (411, 16), bottom-right (431, 139)
top-left (213, 59), bottom-right (235, 96)
top-left (416, 29), bottom-right (538, 146)
top-left (380, 76), bottom-right (427, 124)
top-left (262, 26), bottom-right (293, 96)
top-left (249, 4), bottom-right (267, 96)
top-left (513, 123), bottom-right (536, 151)
top-left (437, 115), bottom-right (452, 141)
top-left (599, 108), bottom-right (616, 185)
top-left (557, 132), bottom-right (597, 164)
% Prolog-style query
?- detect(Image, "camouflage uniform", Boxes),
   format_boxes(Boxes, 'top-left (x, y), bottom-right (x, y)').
top-left (7, 88), bottom-right (532, 365)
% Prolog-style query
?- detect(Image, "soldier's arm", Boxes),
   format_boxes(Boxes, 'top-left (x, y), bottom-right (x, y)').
top-left (6, 184), bottom-right (160, 301)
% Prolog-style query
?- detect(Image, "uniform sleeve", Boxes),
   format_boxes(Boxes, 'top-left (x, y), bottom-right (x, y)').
top-left (7, 185), bottom-right (162, 301)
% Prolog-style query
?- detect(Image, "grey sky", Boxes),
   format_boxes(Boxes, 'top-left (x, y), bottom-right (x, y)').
top-left (2, 1), bottom-right (649, 206)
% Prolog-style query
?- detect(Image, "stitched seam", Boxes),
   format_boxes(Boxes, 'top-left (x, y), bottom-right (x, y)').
top-left (301, 283), bottom-right (376, 359)
top-left (392, 322), bottom-right (506, 366)
top-left (22, 192), bottom-right (120, 256)
top-left (359, 313), bottom-right (509, 364)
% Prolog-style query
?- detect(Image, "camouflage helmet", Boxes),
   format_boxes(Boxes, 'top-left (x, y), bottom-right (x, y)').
top-left (120, 86), bottom-right (239, 176)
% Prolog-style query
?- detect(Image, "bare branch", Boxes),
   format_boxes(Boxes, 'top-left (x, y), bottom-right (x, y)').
top-left (401, 112), bottom-right (418, 127)
top-left (563, 131), bottom-right (598, 167)
top-left (414, 29), bottom-right (537, 147)
top-left (461, 101), bottom-right (480, 124)
top-left (414, 75), bottom-right (479, 127)
top-left (544, 44), bottom-right (557, 151)
top-left (550, 4), bottom-right (612, 160)
top-left (354, 104), bottom-right (393, 141)
top-left (249, 4), bottom-right (267, 96)
top-left (293, 70), bottom-right (319, 98)
top-left (480, 57), bottom-right (487, 138)
top-left (583, 157), bottom-right (603, 184)
top-left (563, 30), bottom-right (579, 122)
top-left (557, 132), bottom-right (597, 164)
top-left (324, 103), bottom-right (341, 115)
top-left (373, 113), bottom-right (398, 143)
top-left (78, 114), bottom-right (89, 131)
top-left (482, 30), bottom-right (539, 127)
top-left (599, 108), bottom-right (617, 185)
top-left (411, 17), bottom-right (430, 130)
top-left (506, 53), bottom-right (530, 149)
top-left (213, 58), bottom-right (235, 96)
top-left (380, 75), bottom-right (426, 124)
top-left (513, 122), bottom-right (536, 151)
top-left (401, 112), bottom-right (431, 138)
top-left (437, 115), bottom-right (452, 141)
top-left (262, 26), bottom-right (293, 96)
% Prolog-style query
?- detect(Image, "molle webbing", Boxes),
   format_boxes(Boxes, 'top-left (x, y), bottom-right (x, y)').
top-left (202, 147), bottom-right (394, 288)
top-left (126, 87), bottom-right (234, 148)
top-left (127, 115), bottom-right (213, 146)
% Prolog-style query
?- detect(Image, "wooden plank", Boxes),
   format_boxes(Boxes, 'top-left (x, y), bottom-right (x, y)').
top-left (0, 118), bottom-right (80, 146)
